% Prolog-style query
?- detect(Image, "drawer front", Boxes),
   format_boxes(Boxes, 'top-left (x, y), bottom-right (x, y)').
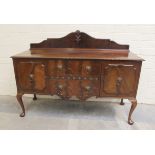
top-left (81, 79), bottom-right (100, 99)
top-left (101, 61), bottom-right (141, 97)
top-left (66, 60), bottom-right (81, 75)
top-left (48, 60), bottom-right (101, 77)
top-left (81, 61), bottom-right (101, 76)
top-left (67, 80), bottom-right (82, 98)
top-left (48, 60), bottom-right (66, 76)
top-left (48, 59), bottom-right (101, 99)
top-left (49, 79), bottom-right (67, 98)
top-left (49, 77), bottom-right (100, 100)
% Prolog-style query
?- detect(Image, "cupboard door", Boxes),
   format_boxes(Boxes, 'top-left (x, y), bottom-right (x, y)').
top-left (17, 61), bottom-right (46, 92)
top-left (101, 64), bottom-right (137, 96)
top-left (17, 62), bottom-right (33, 91)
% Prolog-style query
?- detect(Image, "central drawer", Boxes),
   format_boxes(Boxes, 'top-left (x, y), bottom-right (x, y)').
top-left (48, 60), bottom-right (101, 77)
top-left (47, 60), bottom-right (101, 99)
top-left (49, 78), bottom-right (100, 99)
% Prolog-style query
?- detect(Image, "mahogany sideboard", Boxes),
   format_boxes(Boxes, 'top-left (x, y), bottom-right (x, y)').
top-left (11, 30), bottom-right (144, 125)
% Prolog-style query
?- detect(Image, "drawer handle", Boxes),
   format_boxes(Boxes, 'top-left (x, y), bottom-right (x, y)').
top-left (78, 77), bottom-right (82, 80)
top-left (85, 86), bottom-right (91, 91)
top-left (58, 84), bottom-right (63, 89)
top-left (86, 66), bottom-right (92, 71)
top-left (57, 64), bottom-right (63, 70)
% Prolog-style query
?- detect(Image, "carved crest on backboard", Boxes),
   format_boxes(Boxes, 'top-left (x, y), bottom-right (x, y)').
top-left (75, 30), bottom-right (81, 44)
top-left (30, 30), bottom-right (129, 49)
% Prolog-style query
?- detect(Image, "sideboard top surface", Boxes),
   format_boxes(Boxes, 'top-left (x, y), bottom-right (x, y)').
top-left (11, 50), bottom-right (144, 61)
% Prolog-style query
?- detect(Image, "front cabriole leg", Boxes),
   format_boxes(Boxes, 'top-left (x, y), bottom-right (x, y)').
top-left (128, 98), bottom-right (137, 125)
top-left (16, 93), bottom-right (25, 117)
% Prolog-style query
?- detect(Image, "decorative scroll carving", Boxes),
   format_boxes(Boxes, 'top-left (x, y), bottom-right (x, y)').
top-left (75, 30), bottom-right (81, 44)
top-left (30, 30), bottom-right (129, 49)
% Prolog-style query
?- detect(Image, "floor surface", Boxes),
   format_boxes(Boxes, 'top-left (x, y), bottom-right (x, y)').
top-left (0, 95), bottom-right (155, 130)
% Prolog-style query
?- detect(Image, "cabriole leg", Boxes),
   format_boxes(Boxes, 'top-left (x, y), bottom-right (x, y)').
top-left (120, 98), bottom-right (125, 105)
top-left (33, 93), bottom-right (37, 100)
top-left (16, 93), bottom-right (25, 117)
top-left (128, 99), bottom-right (137, 125)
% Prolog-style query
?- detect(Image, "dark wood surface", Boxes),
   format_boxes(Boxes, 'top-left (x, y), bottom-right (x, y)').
top-left (11, 30), bottom-right (144, 125)
top-left (30, 30), bottom-right (129, 49)
top-left (30, 48), bottom-right (129, 56)
top-left (12, 50), bottom-right (143, 61)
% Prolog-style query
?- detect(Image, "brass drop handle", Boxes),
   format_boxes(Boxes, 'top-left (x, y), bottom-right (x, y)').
top-left (58, 84), bottom-right (63, 89)
top-left (29, 74), bottom-right (34, 80)
top-left (41, 64), bottom-right (45, 67)
top-left (29, 74), bottom-right (34, 84)
top-left (117, 77), bottom-right (123, 84)
top-left (116, 77), bottom-right (123, 94)
top-left (86, 65), bottom-right (92, 71)
top-left (85, 86), bottom-right (91, 91)
top-left (57, 64), bottom-right (63, 70)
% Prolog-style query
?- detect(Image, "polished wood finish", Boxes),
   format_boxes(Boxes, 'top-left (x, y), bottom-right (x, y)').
top-left (128, 98), bottom-right (138, 125)
top-left (12, 50), bottom-right (143, 61)
top-left (30, 30), bottom-right (129, 49)
top-left (31, 48), bottom-right (129, 56)
top-left (11, 30), bottom-right (144, 125)
top-left (16, 93), bottom-right (25, 117)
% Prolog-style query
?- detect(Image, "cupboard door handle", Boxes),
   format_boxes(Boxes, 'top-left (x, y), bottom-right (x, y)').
top-left (117, 77), bottom-right (123, 83)
top-left (29, 74), bottom-right (34, 80)
top-left (116, 77), bottom-right (123, 94)
top-left (85, 86), bottom-right (91, 91)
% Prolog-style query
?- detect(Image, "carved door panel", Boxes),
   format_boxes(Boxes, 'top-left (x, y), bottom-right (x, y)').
top-left (81, 79), bottom-right (100, 99)
top-left (101, 64), bottom-right (137, 96)
top-left (81, 61), bottom-right (101, 76)
top-left (17, 61), bottom-right (46, 92)
top-left (49, 80), bottom-right (67, 98)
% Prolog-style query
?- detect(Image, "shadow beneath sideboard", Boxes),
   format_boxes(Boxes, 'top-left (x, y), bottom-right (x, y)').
top-left (26, 97), bottom-right (121, 121)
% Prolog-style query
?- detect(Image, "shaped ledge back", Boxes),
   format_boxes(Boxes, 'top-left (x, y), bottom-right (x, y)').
top-left (30, 30), bottom-right (129, 49)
